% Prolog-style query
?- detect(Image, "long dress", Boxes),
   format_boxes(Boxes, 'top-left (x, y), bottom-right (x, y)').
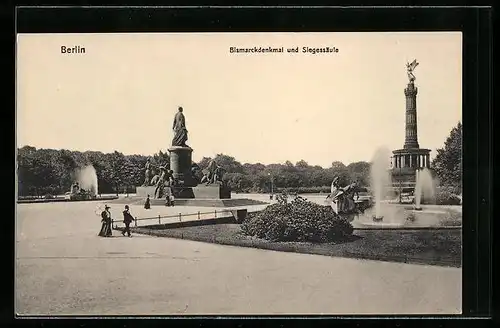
top-left (98, 211), bottom-right (112, 237)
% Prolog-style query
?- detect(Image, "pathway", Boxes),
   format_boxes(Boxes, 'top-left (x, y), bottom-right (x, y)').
top-left (16, 201), bottom-right (462, 315)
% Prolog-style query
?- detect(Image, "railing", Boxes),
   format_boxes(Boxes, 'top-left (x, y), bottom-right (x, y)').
top-left (111, 209), bottom-right (238, 229)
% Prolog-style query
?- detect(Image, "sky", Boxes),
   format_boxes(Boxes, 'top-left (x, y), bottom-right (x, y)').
top-left (16, 32), bottom-right (462, 168)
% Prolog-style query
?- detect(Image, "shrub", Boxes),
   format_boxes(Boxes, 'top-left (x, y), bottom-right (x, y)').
top-left (435, 190), bottom-right (461, 205)
top-left (240, 193), bottom-right (353, 243)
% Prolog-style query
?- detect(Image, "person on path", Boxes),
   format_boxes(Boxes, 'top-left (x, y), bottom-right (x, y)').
top-left (122, 205), bottom-right (134, 237)
top-left (144, 195), bottom-right (151, 209)
top-left (98, 205), bottom-right (112, 237)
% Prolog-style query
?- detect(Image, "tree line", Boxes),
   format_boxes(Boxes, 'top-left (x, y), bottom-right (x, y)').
top-left (16, 146), bottom-right (370, 196)
top-left (17, 121), bottom-right (461, 197)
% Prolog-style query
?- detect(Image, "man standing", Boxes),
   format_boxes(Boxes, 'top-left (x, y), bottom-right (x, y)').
top-left (122, 205), bottom-right (134, 237)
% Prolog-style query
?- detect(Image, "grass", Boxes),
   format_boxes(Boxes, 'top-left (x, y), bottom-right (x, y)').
top-left (439, 210), bottom-right (462, 227)
top-left (126, 224), bottom-right (462, 268)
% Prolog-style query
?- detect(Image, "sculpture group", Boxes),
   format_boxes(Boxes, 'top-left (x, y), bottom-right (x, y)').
top-left (326, 177), bottom-right (365, 215)
top-left (140, 106), bottom-right (227, 199)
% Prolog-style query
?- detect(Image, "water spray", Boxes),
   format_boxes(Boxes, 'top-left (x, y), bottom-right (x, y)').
top-left (370, 146), bottom-right (392, 222)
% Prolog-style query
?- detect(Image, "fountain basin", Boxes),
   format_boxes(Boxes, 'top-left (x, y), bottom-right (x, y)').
top-left (343, 203), bottom-right (462, 229)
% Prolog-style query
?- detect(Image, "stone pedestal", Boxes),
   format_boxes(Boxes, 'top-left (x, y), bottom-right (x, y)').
top-left (192, 184), bottom-right (231, 199)
top-left (136, 186), bottom-right (156, 198)
top-left (168, 146), bottom-right (196, 187)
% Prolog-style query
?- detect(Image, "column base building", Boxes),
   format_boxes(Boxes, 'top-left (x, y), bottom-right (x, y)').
top-left (391, 148), bottom-right (431, 191)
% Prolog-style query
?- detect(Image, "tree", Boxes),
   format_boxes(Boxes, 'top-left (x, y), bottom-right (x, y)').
top-left (152, 150), bottom-right (169, 169)
top-left (295, 160), bottom-right (309, 169)
top-left (223, 172), bottom-right (252, 191)
top-left (107, 151), bottom-right (127, 195)
top-left (213, 154), bottom-right (244, 173)
top-left (197, 157), bottom-right (213, 170)
top-left (432, 122), bottom-right (462, 191)
top-left (329, 161), bottom-right (350, 186)
top-left (242, 163), bottom-right (266, 175)
top-left (346, 161), bottom-right (371, 187)
top-left (16, 145), bottom-right (380, 196)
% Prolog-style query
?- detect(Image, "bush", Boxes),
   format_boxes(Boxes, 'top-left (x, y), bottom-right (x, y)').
top-left (435, 190), bottom-right (461, 205)
top-left (240, 193), bottom-right (353, 243)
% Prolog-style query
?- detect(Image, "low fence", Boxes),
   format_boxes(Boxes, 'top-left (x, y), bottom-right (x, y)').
top-left (111, 209), bottom-right (240, 229)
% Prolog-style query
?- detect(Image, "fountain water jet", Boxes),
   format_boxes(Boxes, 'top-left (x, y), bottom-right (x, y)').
top-left (75, 165), bottom-right (98, 196)
top-left (370, 146), bottom-right (393, 221)
top-left (414, 167), bottom-right (435, 210)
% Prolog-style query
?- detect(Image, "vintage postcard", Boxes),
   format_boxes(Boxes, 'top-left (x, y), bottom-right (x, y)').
top-left (16, 31), bottom-right (462, 316)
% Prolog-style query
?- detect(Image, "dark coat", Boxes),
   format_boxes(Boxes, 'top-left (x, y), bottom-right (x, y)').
top-left (123, 210), bottom-right (134, 224)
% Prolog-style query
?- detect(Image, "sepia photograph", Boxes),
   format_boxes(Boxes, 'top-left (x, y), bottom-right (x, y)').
top-left (16, 31), bottom-right (463, 316)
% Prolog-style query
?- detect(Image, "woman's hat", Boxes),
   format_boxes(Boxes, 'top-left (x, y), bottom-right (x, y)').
top-left (125, 205), bottom-right (129, 209)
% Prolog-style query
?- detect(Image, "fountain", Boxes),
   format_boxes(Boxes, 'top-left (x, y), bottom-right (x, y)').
top-left (414, 167), bottom-right (435, 210)
top-left (327, 60), bottom-right (461, 230)
top-left (75, 165), bottom-right (98, 196)
top-left (370, 146), bottom-right (392, 221)
top-left (347, 157), bottom-right (457, 229)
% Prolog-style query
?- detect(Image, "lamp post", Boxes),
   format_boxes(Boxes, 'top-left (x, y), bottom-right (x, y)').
top-left (268, 173), bottom-right (274, 198)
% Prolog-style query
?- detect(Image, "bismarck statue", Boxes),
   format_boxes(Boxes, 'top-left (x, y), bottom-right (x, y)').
top-left (172, 106), bottom-right (188, 147)
top-left (168, 106), bottom-right (196, 189)
top-left (134, 105), bottom-right (257, 204)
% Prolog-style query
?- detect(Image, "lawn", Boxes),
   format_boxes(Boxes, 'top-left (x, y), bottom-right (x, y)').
top-left (127, 224), bottom-right (461, 268)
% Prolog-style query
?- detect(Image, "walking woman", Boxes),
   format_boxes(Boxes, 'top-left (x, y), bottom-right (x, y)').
top-left (98, 205), bottom-right (113, 237)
